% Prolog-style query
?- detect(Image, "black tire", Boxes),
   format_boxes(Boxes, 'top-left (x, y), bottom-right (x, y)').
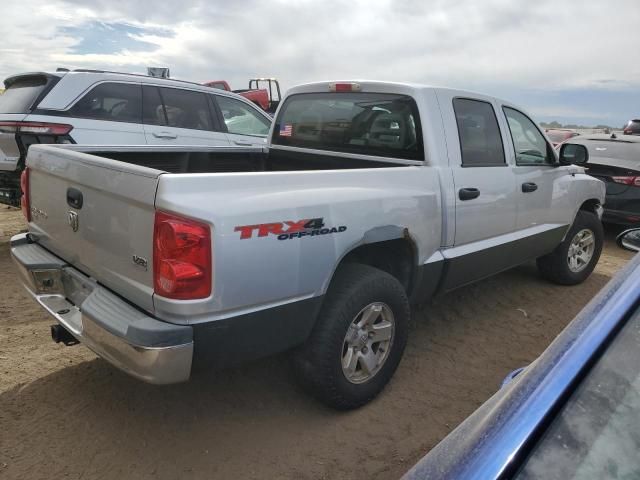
top-left (293, 263), bottom-right (410, 410)
top-left (537, 211), bottom-right (603, 285)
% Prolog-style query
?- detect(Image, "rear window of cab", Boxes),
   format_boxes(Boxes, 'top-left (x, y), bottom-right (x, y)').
top-left (272, 92), bottom-right (424, 161)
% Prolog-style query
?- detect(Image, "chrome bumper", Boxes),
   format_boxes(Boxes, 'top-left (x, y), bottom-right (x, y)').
top-left (10, 233), bottom-right (193, 385)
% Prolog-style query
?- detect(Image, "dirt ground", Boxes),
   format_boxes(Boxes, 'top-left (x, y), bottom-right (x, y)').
top-left (0, 206), bottom-right (634, 480)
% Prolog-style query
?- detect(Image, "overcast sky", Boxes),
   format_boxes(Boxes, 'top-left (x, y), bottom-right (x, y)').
top-left (2, 0), bottom-right (639, 126)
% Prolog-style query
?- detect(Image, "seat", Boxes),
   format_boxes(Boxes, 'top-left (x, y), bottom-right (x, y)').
top-left (368, 113), bottom-right (406, 149)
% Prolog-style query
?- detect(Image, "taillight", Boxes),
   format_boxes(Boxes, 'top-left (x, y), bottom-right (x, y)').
top-left (0, 121), bottom-right (73, 135)
top-left (20, 167), bottom-right (30, 222)
top-left (611, 176), bottom-right (640, 187)
top-left (329, 82), bottom-right (362, 92)
top-left (153, 211), bottom-right (212, 300)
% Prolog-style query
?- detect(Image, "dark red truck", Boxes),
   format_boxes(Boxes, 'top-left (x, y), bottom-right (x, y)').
top-left (204, 78), bottom-right (281, 113)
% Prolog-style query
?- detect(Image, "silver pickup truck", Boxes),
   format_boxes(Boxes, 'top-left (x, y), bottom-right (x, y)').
top-left (11, 81), bottom-right (605, 409)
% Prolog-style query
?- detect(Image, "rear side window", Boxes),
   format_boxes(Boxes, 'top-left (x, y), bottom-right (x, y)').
top-left (453, 98), bottom-right (506, 166)
top-left (215, 95), bottom-right (270, 136)
top-left (272, 93), bottom-right (423, 161)
top-left (70, 82), bottom-right (142, 123)
top-left (158, 87), bottom-right (213, 131)
top-left (0, 75), bottom-right (51, 114)
top-left (504, 107), bottom-right (554, 165)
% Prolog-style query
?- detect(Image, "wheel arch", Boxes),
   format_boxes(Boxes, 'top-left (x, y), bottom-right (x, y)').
top-left (578, 198), bottom-right (602, 215)
top-left (323, 225), bottom-right (420, 298)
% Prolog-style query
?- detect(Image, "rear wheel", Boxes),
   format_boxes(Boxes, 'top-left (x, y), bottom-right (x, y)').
top-left (293, 264), bottom-right (410, 410)
top-left (537, 211), bottom-right (603, 285)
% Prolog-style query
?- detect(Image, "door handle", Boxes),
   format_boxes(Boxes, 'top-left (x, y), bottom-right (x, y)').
top-left (152, 131), bottom-right (178, 139)
top-left (459, 188), bottom-right (480, 201)
top-left (234, 140), bottom-right (253, 146)
top-left (522, 182), bottom-right (538, 193)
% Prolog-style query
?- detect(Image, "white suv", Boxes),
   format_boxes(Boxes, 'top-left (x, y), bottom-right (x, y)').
top-left (0, 69), bottom-right (273, 205)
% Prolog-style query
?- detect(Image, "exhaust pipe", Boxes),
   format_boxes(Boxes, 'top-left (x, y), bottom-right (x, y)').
top-left (50, 324), bottom-right (79, 346)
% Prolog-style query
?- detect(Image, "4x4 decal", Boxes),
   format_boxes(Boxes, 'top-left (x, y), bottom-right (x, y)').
top-left (235, 218), bottom-right (347, 240)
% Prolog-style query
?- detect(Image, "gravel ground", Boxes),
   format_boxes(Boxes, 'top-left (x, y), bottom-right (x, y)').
top-left (0, 206), bottom-right (634, 479)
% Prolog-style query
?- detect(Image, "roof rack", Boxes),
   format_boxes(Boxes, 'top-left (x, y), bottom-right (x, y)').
top-left (69, 69), bottom-right (206, 87)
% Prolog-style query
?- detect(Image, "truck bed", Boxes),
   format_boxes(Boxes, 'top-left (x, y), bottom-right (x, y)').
top-left (24, 143), bottom-right (436, 325)
top-left (74, 145), bottom-right (412, 174)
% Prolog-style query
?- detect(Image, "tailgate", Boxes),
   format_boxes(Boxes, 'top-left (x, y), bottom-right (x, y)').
top-left (26, 145), bottom-right (163, 313)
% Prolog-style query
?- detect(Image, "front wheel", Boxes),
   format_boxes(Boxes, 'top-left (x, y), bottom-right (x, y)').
top-left (293, 264), bottom-right (410, 410)
top-left (537, 211), bottom-right (603, 285)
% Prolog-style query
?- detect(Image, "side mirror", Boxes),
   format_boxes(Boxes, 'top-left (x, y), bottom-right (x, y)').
top-left (617, 228), bottom-right (640, 252)
top-left (559, 143), bottom-right (588, 166)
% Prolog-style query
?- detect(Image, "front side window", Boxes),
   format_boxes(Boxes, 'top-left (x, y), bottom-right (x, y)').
top-left (158, 87), bottom-right (213, 131)
top-left (215, 96), bottom-right (271, 136)
top-left (453, 98), bottom-right (506, 167)
top-left (272, 93), bottom-right (423, 160)
top-left (70, 82), bottom-right (142, 123)
top-left (504, 107), bottom-right (554, 165)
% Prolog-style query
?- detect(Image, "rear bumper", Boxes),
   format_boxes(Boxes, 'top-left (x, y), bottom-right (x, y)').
top-left (10, 233), bottom-right (193, 384)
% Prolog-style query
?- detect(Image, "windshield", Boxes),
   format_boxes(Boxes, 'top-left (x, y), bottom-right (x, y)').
top-left (517, 308), bottom-right (640, 479)
top-left (0, 75), bottom-right (51, 114)
top-left (272, 92), bottom-right (424, 160)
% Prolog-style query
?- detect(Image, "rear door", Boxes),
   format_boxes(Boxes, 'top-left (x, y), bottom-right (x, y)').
top-left (60, 82), bottom-right (147, 144)
top-left (143, 86), bottom-right (229, 146)
top-left (437, 93), bottom-right (518, 289)
top-left (211, 94), bottom-right (271, 147)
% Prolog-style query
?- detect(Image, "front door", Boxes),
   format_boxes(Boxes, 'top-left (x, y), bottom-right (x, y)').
top-left (502, 106), bottom-right (574, 256)
top-left (212, 94), bottom-right (271, 147)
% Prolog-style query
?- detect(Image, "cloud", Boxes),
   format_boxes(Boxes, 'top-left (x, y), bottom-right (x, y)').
top-left (1, 0), bottom-right (639, 125)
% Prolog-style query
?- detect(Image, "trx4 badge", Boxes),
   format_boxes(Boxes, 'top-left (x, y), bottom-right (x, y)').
top-left (235, 218), bottom-right (347, 241)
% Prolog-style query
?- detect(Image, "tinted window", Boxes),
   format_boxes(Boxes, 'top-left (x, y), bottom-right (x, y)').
top-left (70, 82), bottom-right (142, 123)
top-left (272, 93), bottom-right (423, 161)
top-left (453, 98), bottom-right (506, 166)
top-left (158, 87), bottom-right (212, 131)
top-left (142, 86), bottom-right (166, 126)
top-left (518, 308), bottom-right (640, 479)
top-left (215, 96), bottom-right (270, 136)
top-left (0, 75), bottom-right (50, 114)
top-left (504, 107), bottom-right (554, 165)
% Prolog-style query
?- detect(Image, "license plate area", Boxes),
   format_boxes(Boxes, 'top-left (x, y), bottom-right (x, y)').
top-left (32, 267), bottom-right (97, 336)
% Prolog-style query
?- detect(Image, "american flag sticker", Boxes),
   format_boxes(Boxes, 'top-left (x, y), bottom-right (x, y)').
top-left (279, 124), bottom-right (293, 137)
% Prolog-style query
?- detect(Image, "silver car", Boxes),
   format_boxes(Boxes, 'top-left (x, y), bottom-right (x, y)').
top-left (0, 69), bottom-right (273, 205)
